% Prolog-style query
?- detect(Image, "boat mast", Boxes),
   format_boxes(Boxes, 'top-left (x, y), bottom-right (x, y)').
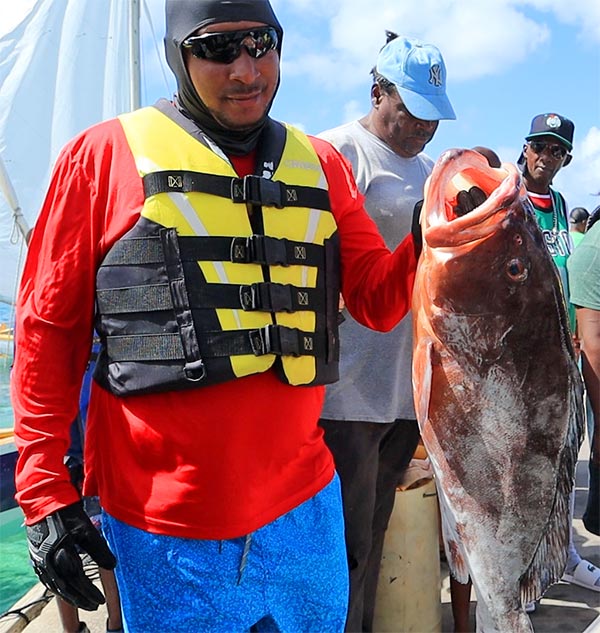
top-left (1, 1), bottom-right (141, 245)
top-left (129, 0), bottom-right (141, 111)
top-left (0, 154), bottom-right (30, 243)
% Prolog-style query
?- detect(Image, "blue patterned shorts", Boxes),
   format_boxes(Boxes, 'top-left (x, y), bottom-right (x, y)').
top-left (102, 474), bottom-right (348, 632)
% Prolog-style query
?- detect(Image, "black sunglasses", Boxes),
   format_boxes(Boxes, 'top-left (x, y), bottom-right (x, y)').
top-left (182, 27), bottom-right (278, 64)
top-left (528, 140), bottom-right (569, 160)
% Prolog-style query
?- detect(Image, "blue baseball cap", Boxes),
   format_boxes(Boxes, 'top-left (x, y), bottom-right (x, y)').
top-left (376, 36), bottom-right (456, 121)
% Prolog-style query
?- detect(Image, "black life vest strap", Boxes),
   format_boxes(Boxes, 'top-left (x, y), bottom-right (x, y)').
top-left (160, 228), bottom-right (206, 381)
top-left (194, 282), bottom-right (325, 313)
top-left (101, 235), bottom-right (325, 268)
top-left (143, 171), bottom-right (331, 211)
top-left (97, 281), bottom-right (325, 314)
top-left (106, 324), bottom-right (326, 362)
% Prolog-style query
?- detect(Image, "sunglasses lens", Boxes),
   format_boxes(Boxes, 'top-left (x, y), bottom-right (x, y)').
top-left (529, 141), bottom-right (567, 159)
top-left (184, 28), bottom-right (278, 64)
top-left (247, 28), bottom-right (278, 58)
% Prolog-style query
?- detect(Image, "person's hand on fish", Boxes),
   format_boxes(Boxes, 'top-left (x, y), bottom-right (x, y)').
top-left (411, 184), bottom-right (489, 252)
top-left (454, 186), bottom-right (487, 216)
top-left (411, 200), bottom-right (424, 253)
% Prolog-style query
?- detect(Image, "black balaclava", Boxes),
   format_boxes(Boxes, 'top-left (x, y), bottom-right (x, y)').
top-left (164, 0), bottom-right (283, 156)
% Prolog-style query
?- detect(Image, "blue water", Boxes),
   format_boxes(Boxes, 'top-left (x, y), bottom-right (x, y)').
top-left (0, 301), bottom-right (14, 430)
top-left (0, 510), bottom-right (36, 615)
top-left (0, 302), bottom-right (35, 614)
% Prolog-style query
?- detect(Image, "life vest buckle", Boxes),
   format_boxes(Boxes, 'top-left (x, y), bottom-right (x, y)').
top-left (249, 325), bottom-right (301, 357)
top-left (231, 175), bottom-right (286, 209)
top-left (230, 236), bottom-right (289, 266)
top-left (251, 235), bottom-right (288, 266)
top-left (262, 283), bottom-right (294, 312)
top-left (239, 282), bottom-right (295, 313)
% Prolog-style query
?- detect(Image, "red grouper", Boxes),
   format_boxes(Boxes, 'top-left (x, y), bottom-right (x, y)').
top-left (412, 148), bottom-right (584, 632)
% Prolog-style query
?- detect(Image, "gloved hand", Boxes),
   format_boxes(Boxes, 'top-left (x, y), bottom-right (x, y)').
top-left (411, 199), bottom-right (424, 255)
top-left (412, 186), bottom-right (488, 253)
top-left (26, 501), bottom-right (117, 610)
top-left (454, 186), bottom-right (487, 216)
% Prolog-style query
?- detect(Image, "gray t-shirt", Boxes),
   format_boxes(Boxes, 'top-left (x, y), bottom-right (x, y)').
top-left (319, 120), bottom-right (433, 422)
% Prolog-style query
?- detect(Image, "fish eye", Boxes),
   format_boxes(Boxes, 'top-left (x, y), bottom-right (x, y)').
top-left (513, 234), bottom-right (523, 246)
top-left (506, 258), bottom-right (528, 282)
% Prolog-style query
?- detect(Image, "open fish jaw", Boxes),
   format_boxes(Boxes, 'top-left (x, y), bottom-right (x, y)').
top-left (422, 148), bottom-right (524, 249)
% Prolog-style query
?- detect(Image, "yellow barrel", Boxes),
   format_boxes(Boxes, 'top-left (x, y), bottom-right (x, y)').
top-left (373, 477), bottom-right (442, 633)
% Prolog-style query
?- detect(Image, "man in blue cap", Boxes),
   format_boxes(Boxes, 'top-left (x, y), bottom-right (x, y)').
top-left (318, 32), bottom-right (455, 632)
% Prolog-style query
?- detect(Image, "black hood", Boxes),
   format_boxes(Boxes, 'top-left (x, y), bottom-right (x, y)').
top-left (164, 0), bottom-right (283, 156)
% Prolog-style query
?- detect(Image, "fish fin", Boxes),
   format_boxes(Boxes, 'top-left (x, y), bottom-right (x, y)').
top-left (438, 484), bottom-right (470, 584)
top-left (520, 366), bottom-right (585, 604)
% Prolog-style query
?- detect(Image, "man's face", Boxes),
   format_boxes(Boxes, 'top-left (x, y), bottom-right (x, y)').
top-left (373, 85), bottom-right (439, 158)
top-left (184, 21), bottom-right (279, 131)
top-left (523, 135), bottom-right (570, 189)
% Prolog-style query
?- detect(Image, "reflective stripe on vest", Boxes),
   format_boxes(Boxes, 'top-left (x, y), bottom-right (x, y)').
top-left (94, 106), bottom-right (340, 395)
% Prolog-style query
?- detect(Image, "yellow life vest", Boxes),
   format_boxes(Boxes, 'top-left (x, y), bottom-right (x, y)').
top-left (94, 105), bottom-right (340, 396)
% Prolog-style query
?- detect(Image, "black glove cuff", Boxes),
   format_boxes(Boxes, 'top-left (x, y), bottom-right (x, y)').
top-left (411, 199), bottom-right (423, 256)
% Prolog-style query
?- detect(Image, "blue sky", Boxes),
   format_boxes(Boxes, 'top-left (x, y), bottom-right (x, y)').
top-left (140, 0), bottom-right (599, 213)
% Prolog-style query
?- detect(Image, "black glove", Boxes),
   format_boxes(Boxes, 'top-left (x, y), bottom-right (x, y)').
top-left (26, 501), bottom-right (117, 610)
top-left (454, 186), bottom-right (487, 216)
top-left (411, 199), bottom-right (423, 255)
top-left (412, 187), bottom-right (488, 254)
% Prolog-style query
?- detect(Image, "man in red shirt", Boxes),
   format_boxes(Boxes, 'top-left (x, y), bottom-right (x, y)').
top-left (12, 1), bottom-right (420, 630)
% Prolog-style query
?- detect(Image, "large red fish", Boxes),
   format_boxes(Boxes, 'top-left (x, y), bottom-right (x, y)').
top-left (412, 149), bottom-right (584, 632)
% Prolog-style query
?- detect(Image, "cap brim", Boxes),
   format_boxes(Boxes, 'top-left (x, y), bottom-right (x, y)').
top-left (526, 131), bottom-right (573, 151)
top-left (397, 87), bottom-right (456, 121)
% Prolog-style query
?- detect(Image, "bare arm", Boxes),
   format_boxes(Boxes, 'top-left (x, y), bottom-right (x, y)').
top-left (577, 306), bottom-right (600, 464)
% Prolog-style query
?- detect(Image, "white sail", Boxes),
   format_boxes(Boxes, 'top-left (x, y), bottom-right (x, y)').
top-left (0, 0), bottom-right (135, 305)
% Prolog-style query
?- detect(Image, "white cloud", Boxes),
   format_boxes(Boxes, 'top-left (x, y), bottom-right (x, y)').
top-left (518, 0), bottom-right (600, 43)
top-left (279, 0), bottom-right (595, 91)
top-left (556, 126), bottom-right (600, 208)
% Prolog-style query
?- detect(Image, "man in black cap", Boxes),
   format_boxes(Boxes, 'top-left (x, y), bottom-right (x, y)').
top-left (518, 113), bottom-right (600, 606)
top-left (12, 1), bottom-right (423, 630)
top-left (518, 112), bottom-right (575, 320)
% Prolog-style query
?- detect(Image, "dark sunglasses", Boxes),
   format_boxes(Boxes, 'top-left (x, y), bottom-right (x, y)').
top-left (528, 140), bottom-right (569, 160)
top-left (182, 27), bottom-right (278, 64)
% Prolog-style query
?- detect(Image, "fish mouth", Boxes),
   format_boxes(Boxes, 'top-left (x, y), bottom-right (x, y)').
top-left (422, 148), bottom-right (524, 249)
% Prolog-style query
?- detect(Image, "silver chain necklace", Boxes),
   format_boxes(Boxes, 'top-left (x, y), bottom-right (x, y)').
top-left (547, 192), bottom-right (559, 244)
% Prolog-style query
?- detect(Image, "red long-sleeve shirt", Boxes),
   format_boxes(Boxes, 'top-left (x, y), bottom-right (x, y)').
top-left (12, 114), bottom-right (417, 539)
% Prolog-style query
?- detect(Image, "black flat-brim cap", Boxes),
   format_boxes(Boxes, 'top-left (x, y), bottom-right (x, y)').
top-left (526, 113), bottom-right (574, 151)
